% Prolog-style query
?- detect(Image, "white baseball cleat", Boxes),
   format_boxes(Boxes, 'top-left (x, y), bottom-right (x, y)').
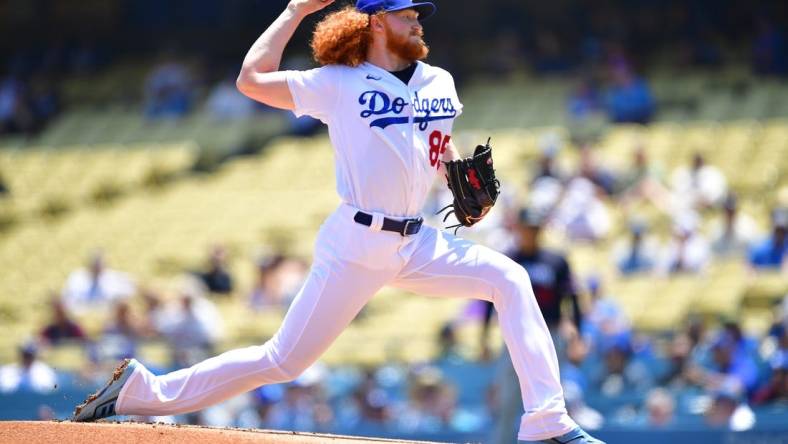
top-left (72, 358), bottom-right (138, 422)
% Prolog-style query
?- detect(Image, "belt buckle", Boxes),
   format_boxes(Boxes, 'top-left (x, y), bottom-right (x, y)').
top-left (400, 217), bottom-right (422, 237)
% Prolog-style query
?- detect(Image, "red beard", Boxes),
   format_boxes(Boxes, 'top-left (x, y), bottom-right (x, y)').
top-left (384, 24), bottom-right (429, 62)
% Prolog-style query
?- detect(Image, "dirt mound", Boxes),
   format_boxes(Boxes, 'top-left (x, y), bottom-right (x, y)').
top-left (0, 421), bottom-right (445, 444)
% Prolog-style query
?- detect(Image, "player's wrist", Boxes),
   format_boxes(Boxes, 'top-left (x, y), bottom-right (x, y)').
top-left (286, 2), bottom-right (310, 20)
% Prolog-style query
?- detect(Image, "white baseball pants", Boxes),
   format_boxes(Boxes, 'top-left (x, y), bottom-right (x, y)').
top-left (116, 203), bottom-right (576, 441)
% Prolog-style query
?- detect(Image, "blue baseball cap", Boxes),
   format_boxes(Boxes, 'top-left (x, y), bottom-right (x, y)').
top-left (355, 0), bottom-right (437, 20)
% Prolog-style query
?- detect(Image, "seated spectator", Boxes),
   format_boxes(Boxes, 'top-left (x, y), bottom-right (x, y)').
top-left (702, 330), bottom-right (760, 396)
top-left (158, 276), bottom-right (224, 367)
top-left (604, 65), bottom-right (655, 124)
top-left (642, 387), bottom-right (676, 428)
top-left (551, 175), bottom-right (611, 241)
top-left (143, 53), bottom-right (194, 119)
top-left (670, 152), bottom-right (728, 210)
top-left (582, 276), bottom-right (631, 353)
top-left (611, 220), bottom-right (659, 275)
top-left (710, 194), bottom-right (759, 259)
top-left (161, 293), bottom-right (218, 367)
top-left (748, 207), bottom-right (787, 271)
top-left (395, 365), bottom-right (457, 434)
top-left (0, 342), bottom-right (57, 394)
top-left (205, 73), bottom-right (257, 121)
top-left (531, 134), bottom-right (565, 184)
top-left (657, 213), bottom-right (710, 275)
top-left (249, 254), bottom-right (308, 311)
top-left (752, 351), bottom-right (788, 405)
top-left (195, 245), bottom-right (234, 295)
top-left (594, 333), bottom-right (654, 397)
top-left (567, 78), bottom-right (603, 122)
top-left (249, 255), bottom-right (286, 310)
top-left (139, 287), bottom-right (167, 337)
top-left (705, 381), bottom-right (756, 431)
top-left (0, 74), bottom-right (35, 135)
top-left (562, 380), bottom-right (604, 431)
top-left (618, 145), bottom-right (671, 211)
top-left (577, 145), bottom-right (618, 196)
top-left (61, 251), bottom-right (135, 315)
top-left (753, 18), bottom-right (787, 76)
top-left (437, 323), bottom-right (463, 362)
top-left (39, 296), bottom-right (86, 346)
top-left (95, 301), bottom-right (145, 362)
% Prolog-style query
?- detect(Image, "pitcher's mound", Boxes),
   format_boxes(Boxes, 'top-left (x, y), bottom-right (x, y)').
top-left (1, 421), bottom-right (444, 444)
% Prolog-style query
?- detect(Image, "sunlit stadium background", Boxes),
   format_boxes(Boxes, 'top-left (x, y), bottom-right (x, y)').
top-left (0, 1), bottom-right (786, 443)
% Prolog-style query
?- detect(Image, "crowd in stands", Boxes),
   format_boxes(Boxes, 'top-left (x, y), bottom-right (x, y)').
top-left (1, 1), bottom-right (786, 138)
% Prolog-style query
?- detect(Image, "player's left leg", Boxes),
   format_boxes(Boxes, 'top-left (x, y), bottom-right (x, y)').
top-left (391, 226), bottom-right (602, 443)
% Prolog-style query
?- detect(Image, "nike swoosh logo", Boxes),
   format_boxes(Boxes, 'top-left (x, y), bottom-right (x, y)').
top-left (366, 74), bottom-right (382, 81)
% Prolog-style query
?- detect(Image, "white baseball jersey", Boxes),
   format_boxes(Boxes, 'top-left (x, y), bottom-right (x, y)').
top-left (285, 61), bottom-right (462, 218)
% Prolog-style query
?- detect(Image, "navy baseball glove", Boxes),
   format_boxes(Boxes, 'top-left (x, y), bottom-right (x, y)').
top-left (439, 138), bottom-right (500, 233)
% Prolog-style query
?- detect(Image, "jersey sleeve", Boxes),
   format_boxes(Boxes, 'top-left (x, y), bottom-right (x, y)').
top-left (285, 66), bottom-right (342, 122)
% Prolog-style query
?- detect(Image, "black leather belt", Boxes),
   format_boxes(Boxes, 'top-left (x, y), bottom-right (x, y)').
top-left (354, 211), bottom-right (423, 236)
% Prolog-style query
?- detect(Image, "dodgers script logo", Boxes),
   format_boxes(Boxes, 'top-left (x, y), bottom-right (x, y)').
top-left (358, 90), bottom-right (457, 130)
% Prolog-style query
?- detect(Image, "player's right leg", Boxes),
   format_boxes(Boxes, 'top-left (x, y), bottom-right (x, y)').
top-left (75, 256), bottom-right (396, 420)
top-left (390, 226), bottom-right (604, 443)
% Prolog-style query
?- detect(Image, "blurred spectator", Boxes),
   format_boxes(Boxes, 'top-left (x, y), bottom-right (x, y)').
top-left (551, 173), bottom-right (611, 241)
top-left (39, 296), bottom-right (86, 346)
top-left (661, 332), bottom-right (699, 390)
top-left (531, 134), bottom-right (565, 184)
top-left (748, 207), bottom-right (788, 271)
top-left (140, 287), bottom-right (168, 337)
top-left (618, 145), bottom-right (671, 211)
top-left (643, 388), bottom-right (676, 428)
top-left (705, 380), bottom-right (756, 431)
top-left (348, 369), bottom-right (392, 426)
top-left (753, 351), bottom-right (788, 405)
top-left (753, 18), bottom-right (787, 76)
top-left (96, 301), bottom-right (145, 361)
top-left (670, 152), bottom-right (728, 210)
top-left (695, 330), bottom-right (760, 396)
top-left (595, 333), bottom-right (654, 397)
top-left (157, 276), bottom-right (224, 366)
top-left (159, 290), bottom-right (222, 367)
top-left (395, 366), bottom-right (457, 434)
top-left (249, 254), bottom-right (308, 311)
top-left (144, 53), bottom-right (194, 119)
top-left (263, 364), bottom-right (334, 432)
top-left (249, 255), bottom-right (286, 310)
top-left (604, 65), bottom-right (655, 124)
top-left (61, 251), bottom-right (135, 315)
top-left (611, 220), bottom-right (659, 275)
top-left (710, 194), bottom-right (759, 259)
top-left (657, 213), bottom-right (711, 275)
top-left (563, 380), bottom-right (604, 431)
top-left (567, 78), bottom-right (603, 121)
top-left (0, 342), bottom-right (57, 394)
top-left (205, 73), bottom-right (257, 120)
top-left (582, 276), bottom-right (630, 351)
top-left (196, 245), bottom-right (234, 295)
top-left (576, 145), bottom-right (618, 196)
top-left (0, 75), bottom-right (35, 135)
top-left (437, 322), bottom-right (463, 362)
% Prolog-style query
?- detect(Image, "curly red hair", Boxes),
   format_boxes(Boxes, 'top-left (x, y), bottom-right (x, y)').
top-left (311, 6), bottom-right (373, 67)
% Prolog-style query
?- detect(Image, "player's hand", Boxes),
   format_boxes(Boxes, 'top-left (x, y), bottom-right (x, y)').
top-left (288, 0), bottom-right (335, 17)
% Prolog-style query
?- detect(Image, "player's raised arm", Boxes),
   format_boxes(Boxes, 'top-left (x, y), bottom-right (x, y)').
top-left (236, 0), bottom-right (335, 110)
